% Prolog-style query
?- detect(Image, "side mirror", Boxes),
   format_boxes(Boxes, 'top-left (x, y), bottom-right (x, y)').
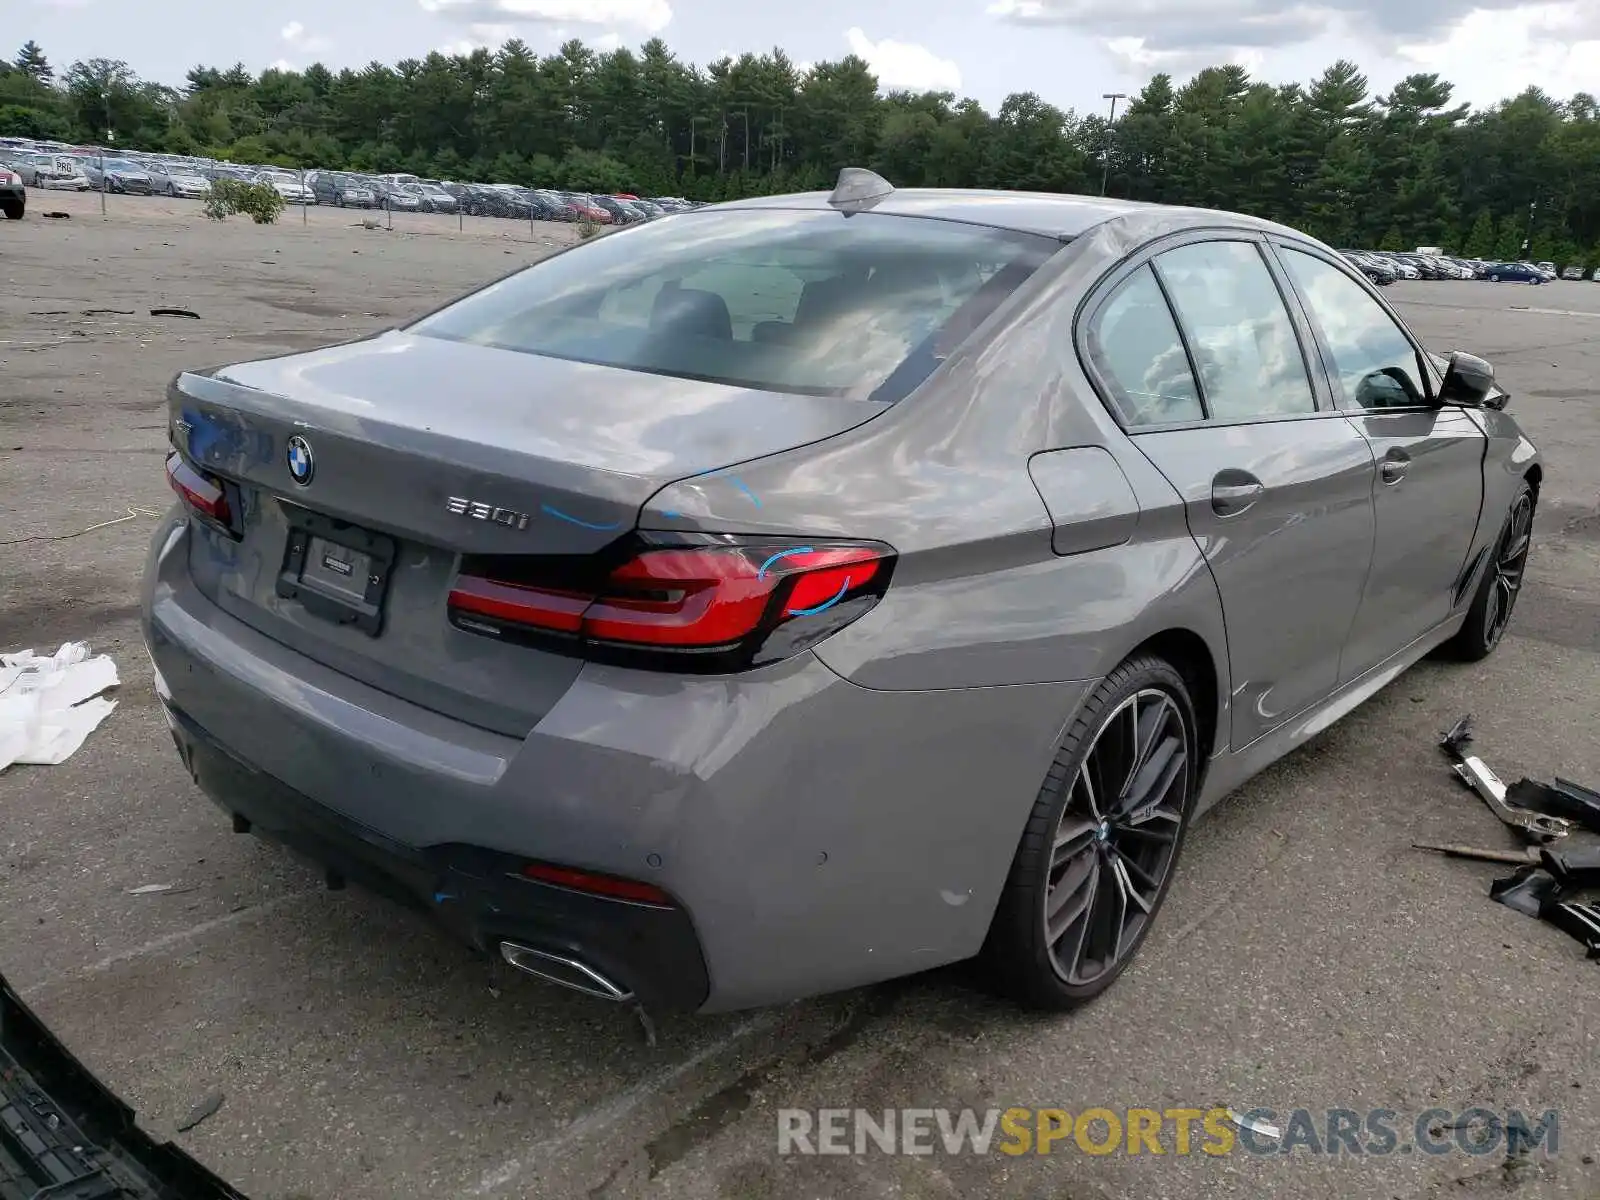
top-left (1438, 351), bottom-right (1496, 408)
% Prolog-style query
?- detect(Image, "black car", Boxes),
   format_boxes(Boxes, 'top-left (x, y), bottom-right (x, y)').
top-left (1339, 250), bottom-right (1396, 286)
top-left (1483, 262), bottom-right (1546, 284)
top-left (1, 971), bottom-right (245, 1198)
top-left (0, 165), bottom-right (24, 220)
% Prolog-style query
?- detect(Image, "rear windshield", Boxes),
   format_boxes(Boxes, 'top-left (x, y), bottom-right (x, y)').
top-left (408, 209), bottom-right (1058, 402)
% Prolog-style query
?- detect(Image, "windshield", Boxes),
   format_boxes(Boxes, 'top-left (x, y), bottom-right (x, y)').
top-left (410, 208), bottom-right (1057, 402)
top-left (103, 159), bottom-right (139, 171)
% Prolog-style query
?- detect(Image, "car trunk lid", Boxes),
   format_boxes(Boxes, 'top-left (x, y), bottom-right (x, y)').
top-left (169, 330), bottom-right (883, 734)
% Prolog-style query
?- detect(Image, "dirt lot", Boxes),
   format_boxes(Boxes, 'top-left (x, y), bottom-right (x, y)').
top-left (3, 193), bottom-right (1599, 1200)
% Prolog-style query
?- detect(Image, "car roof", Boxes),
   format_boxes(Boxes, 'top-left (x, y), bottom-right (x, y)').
top-left (709, 187), bottom-right (1295, 241)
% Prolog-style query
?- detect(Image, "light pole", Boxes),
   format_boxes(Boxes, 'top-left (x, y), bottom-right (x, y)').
top-left (1099, 91), bottom-right (1127, 197)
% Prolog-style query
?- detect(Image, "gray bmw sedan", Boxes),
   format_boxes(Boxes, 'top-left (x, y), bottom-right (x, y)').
top-left (143, 169), bottom-right (1540, 1014)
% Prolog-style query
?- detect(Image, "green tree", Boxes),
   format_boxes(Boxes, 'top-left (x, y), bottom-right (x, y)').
top-left (1463, 210), bottom-right (1496, 257)
top-left (14, 41), bottom-right (52, 82)
top-left (2, 36), bottom-right (1598, 259)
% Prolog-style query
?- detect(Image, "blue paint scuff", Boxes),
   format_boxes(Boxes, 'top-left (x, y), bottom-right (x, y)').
top-left (541, 503), bottom-right (623, 532)
top-left (787, 577), bottom-right (852, 616)
top-left (757, 546), bottom-right (815, 581)
top-left (730, 478), bottom-right (762, 508)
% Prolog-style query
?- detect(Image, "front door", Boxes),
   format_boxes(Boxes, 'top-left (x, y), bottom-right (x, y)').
top-left (1083, 240), bottom-right (1377, 750)
top-left (1273, 244), bottom-right (1484, 677)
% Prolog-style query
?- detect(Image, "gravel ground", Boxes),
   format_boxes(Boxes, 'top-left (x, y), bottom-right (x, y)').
top-left (2, 193), bottom-right (1598, 1200)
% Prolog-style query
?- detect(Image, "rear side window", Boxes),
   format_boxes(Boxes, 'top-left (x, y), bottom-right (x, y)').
top-left (1154, 241), bottom-right (1315, 420)
top-left (409, 210), bottom-right (1057, 402)
top-left (1087, 265), bottom-right (1203, 426)
top-left (1278, 247), bottom-right (1429, 409)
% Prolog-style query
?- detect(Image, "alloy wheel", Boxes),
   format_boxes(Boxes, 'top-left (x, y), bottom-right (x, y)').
top-left (1483, 493), bottom-right (1533, 648)
top-left (1043, 688), bottom-right (1190, 986)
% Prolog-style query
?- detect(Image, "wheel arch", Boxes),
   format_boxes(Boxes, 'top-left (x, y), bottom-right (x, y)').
top-left (1123, 627), bottom-right (1222, 791)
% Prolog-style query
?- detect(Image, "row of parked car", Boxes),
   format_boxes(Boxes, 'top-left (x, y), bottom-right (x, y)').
top-left (1339, 248), bottom-right (1600, 285)
top-left (0, 139), bottom-right (704, 226)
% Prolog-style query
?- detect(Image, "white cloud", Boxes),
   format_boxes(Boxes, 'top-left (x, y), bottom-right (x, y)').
top-left (593, 31), bottom-right (623, 51)
top-left (269, 58), bottom-right (294, 72)
top-left (1396, 3), bottom-right (1600, 106)
top-left (279, 19), bottom-right (332, 54)
top-left (844, 27), bottom-right (962, 91)
top-left (419, 0), bottom-right (671, 34)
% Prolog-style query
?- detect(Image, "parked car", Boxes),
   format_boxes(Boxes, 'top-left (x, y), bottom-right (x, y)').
top-left (147, 172), bottom-right (1539, 1015)
top-left (17, 152), bottom-right (90, 190)
top-left (1592, 267), bottom-right (1600, 282)
top-left (202, 165), bottom-right (256, 185)
top-left (589, 195), bottom-right (642, 224)
top-left (370, 180), bottom-right (422, 210)
top-left (307, 170), bottom-right (376, 208)
top-left (1484, 262), bottom-right (1545, 283)
top-left (405, 182), bottom-right (458, 213)
top-left (146, 160), bottom-right (213, 199)
top-left (1561, 265), bottom-right (1584, 280)
top-left (0, 166), bottom-right (24, 218)
top-left (83, 156), bottom-right (153, 194)
top-left (1536, 261), bottom-right (1558, 279)
top-left (254, 169), bottom-right (315, 204)
top-left (1339, 249), bottom-right (1396, 286)
top-left (561, 191), bottom-right (613, 223)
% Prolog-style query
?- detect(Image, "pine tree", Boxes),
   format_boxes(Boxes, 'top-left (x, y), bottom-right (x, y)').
top-left (1463, 210), bottom-right (1495, 257)
top-left (14, 40), bottom-right (51, 82)
top-left (1379, 226), bottom-right (1404, 251)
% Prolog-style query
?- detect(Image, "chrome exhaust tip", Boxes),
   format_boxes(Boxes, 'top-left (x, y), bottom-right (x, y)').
top-left (498, 942), bottom-right (635, 1003)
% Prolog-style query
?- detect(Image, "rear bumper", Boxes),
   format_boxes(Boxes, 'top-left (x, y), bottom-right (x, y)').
top-left (142, 514), bottom-right (1086, 1011)
top-left (167, 706), bottom-right (711, 1011)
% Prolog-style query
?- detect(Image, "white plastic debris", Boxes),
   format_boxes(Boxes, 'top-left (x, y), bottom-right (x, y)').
top-left (0, 642), bottom-right (119, 771)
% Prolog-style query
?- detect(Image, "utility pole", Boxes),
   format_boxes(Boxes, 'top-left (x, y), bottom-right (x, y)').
top-left (690, 116), bottom-right (701, 178)
top-left (1100, 92), bottom-right (1127, 197)
top-left (735, 108), bottom-right (750, 172)
top-left (1522, 198), bottom-right (1536, 255)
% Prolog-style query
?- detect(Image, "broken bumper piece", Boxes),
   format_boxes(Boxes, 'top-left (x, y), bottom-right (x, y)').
top-left (0, 971), bottom-right (247, 1199)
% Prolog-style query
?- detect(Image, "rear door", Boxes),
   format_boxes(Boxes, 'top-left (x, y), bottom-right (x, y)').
top-left (1271, 242), bottom-right (1484, 677)
top-left (1082, 234), bottom-right (1377, 749)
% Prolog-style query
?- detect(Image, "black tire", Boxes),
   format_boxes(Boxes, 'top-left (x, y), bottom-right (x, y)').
top-left (1489, 273), bottom-right (1500, 282)
top-left (1444, 482), bottom-right (1534, 662)
top-left (981, 654), bottom-right (1198, 1010)
top-left (1, 201), bottom-right (23, 221)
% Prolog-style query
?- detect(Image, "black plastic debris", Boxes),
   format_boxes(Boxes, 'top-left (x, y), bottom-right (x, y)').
top-left (150, 307), bottom-right (201, 319)
top-left (1543, 903), bottom-right (1600, 959)
top-left (1489, 865), bottom-right (1562, 917)
top-left (1539, 842), bottom-right (1600, 890)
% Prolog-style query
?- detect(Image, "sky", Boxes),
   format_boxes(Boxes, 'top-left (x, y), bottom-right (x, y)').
top-left (12, 0), bottom-right (1600, 116)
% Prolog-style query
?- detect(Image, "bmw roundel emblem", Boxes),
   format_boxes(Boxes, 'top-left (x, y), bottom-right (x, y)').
top-left (286, 435), bottom-right (315, 486)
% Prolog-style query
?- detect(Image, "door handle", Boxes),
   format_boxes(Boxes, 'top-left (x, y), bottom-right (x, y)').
top-left (1380, 449), bottom-right (1411, 485)
top-left (1210, 473), bottom-right (1265, 516)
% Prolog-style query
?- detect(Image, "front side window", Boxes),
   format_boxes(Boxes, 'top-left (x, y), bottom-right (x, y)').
top-left (1155, 240), bottom-right (1316, 421)
top-left (410, 209), bottom-right (1057, 402)
top-left (1087, 264), bottom-right (1203, 426)
top-left (1279, 247), bottom-right (1429, 409)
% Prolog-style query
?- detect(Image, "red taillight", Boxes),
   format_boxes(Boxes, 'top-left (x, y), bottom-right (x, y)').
top-left (165, 451), bottom-right (232, 525)
top-left (448, 539), bottom-right (894, 668)
top-left (521, 863), bottom-right (674, 906)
